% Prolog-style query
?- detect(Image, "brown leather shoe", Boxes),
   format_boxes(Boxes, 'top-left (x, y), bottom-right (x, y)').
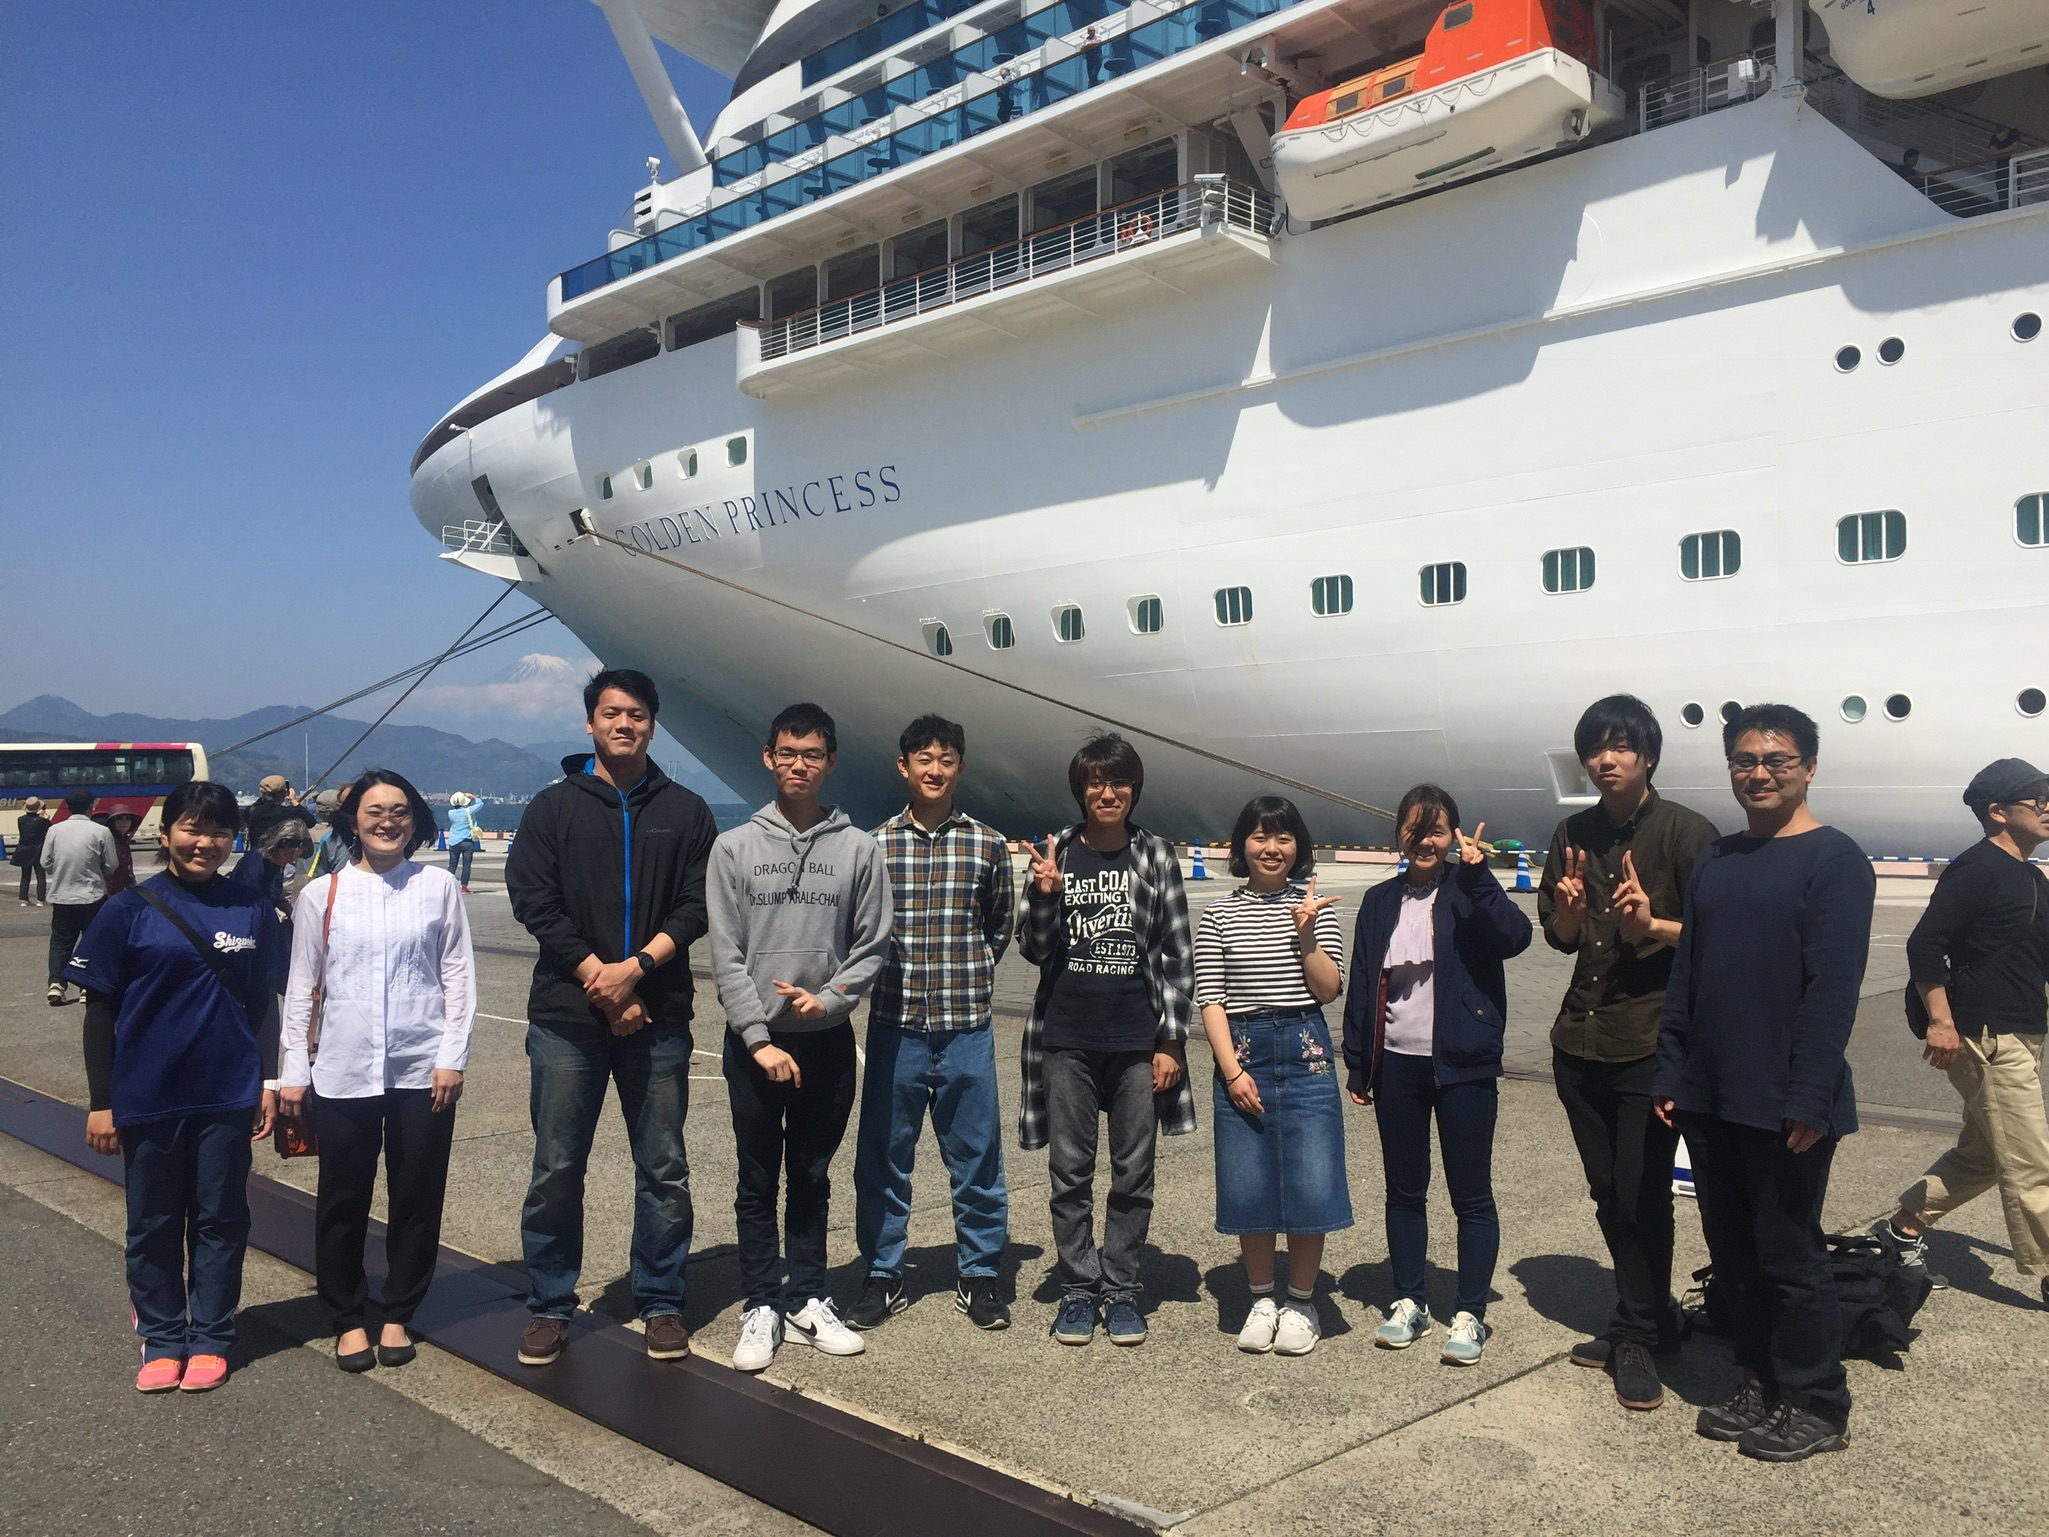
top-left (644, 1313), bottom-right (691, 1360)
top-left (518, 1314), bottom-right (569, 1367)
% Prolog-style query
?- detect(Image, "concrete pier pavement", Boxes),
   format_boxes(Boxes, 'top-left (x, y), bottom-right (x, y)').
top-left (2, 855), bottom-right (2043, 1536)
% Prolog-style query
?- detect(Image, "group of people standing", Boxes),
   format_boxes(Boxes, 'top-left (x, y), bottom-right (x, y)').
top-left (69, 669), bottom-right (2048, 1476)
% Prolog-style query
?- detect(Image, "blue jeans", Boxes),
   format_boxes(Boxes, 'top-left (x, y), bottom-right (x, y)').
top-left (446, 842), bottom-right (476, 886)
top-left (1213, 1008), bottom-right (1353, 1236)
top-left (521, 1019), bottom-right (693, 1319)
top-left (122, 1110), bottom-right (254, 1361)
top-left (1374, 1051), bottom-right (1500, 1319)
top-left (854, 1022), bottom-right (1008, 1281)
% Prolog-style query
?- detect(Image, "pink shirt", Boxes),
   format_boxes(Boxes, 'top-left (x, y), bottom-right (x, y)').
top-left (1382, 877), bottom-right (1440, 1057)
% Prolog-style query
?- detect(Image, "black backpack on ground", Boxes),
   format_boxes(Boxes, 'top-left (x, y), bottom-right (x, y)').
top-left (1685, 1233), bottom-right (1933, 1364)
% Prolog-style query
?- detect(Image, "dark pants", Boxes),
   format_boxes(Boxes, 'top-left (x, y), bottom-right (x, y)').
top-left (1682, 1113), bottom-right (1849, 1422)
top-left (50, 898), bottom-right (103, 984)
top-left (1045, 1047), bottom-right (1158, 1299)
top-left (446, 843), bottom-right (476, 886)
top-left (121, 1110), bottom-right (253, 1362)
top-left (313, 1089), bottom-right (457, 1333)
top-left (522, 1019), bottom-right (694, 1319)
top-left (1553, 1048), bottom-right (1681, 1347)
top-left (1375, 1051), bottom-right (1500, 1319)
top-left (18, 862), bottom-right (45, 902)
top-left (724, 1024), bottom-right (858, 1312)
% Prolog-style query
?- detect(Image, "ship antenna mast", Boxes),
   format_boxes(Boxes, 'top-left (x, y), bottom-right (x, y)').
top-left (594, 0), bottom-right (707, 175)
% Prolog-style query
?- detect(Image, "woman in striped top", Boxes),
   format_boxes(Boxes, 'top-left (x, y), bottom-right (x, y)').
top-left (1196, 795), bottom-right (1349, 1356)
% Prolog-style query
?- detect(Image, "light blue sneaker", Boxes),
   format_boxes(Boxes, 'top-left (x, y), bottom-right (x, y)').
top-left (1440, 1311), bottom-right (1491, 1366)
top-left (1373, 1298), bottom-right (1432, 1349)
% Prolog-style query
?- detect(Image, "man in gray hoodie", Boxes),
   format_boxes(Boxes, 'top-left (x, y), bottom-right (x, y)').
top-left (709, 702), bottom-right (892, 1373)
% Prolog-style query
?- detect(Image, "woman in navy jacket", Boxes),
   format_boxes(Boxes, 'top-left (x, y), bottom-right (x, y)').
top-left (1343, 784), bottom-right (1532, 1365)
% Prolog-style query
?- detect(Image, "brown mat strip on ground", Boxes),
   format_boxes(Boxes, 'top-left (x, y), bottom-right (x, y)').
top-left (0, 1075), bottom-right (1139, 1537)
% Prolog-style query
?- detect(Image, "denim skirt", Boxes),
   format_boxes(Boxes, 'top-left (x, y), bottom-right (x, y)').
top-left (1212, 1007), bottom-right (1354, 1236)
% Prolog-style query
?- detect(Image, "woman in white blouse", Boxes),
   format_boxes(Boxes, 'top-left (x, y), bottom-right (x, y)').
top-left (280, 769), bottom-right (475, 1373)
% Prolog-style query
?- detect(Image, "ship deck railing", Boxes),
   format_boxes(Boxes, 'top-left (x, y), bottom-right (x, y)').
top-left (748, 175), bottom-right (1273, 363)
top-left (440, 520), bottom-right (527, 559)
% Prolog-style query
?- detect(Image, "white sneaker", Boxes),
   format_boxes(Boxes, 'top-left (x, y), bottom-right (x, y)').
top-left (1273, 1301), bottom-right (1321, 1357)
top-left (1441, 1311), bottom-right (1491, 1366)
top-left (1236, 1296), bottom-right (1279, 1353)
top-left (732, 1305), bottom-right (783, 1372)
top-left (784, 1297), bottom-right (866, 1357)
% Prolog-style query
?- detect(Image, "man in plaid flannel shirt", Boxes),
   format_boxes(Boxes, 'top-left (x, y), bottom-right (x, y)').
top-left (849, 716), bottom-right (1020, 1333)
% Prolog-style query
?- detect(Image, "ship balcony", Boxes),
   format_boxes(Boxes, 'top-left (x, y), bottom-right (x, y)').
top-left (735, 176), bottom-right (1274, 398)
top-left (440, 519), bottom-right (529, 581)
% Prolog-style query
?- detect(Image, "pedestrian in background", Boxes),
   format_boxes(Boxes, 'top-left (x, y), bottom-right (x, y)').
top-left (1345, 784), bottom-right (1531, 1367)
top-left (13, 796), bottom-right (50, 906)
top-left (42, 788), bottom-right (122, 1005)
top-left (850, 715), bottom-right (1016, 1334)
top-left (1020, 733), bottom-right (1193, 1350)
top-left (100, 810), bottom-right (141, 896)
top-left (1655, 703), bottom-right (1873, 1463)
top-left (1876, 758), bottom-right (2049, 1307)
top-left (281, 769), bottom-right (475, 1373)
top-left (446, 791), bottom-right (483, 893)
top-left (710, 702), bottom-right (892, 1373)
top-left (1197, 795), bottom-right (1348, 1358)
top-left (506, 669), bottom-right (715, 1370)
top-left (72, 780), bottom-right (285, 1394)
top-left (1539, 695), bottom-right (1717, 1411)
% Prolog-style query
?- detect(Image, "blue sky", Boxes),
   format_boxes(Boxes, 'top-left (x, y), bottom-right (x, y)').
top-left (1, 3), bottom-right (734, 782)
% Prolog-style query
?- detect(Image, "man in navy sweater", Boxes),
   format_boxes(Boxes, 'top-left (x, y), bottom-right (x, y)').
top-left (1654, 703), bottom-right (1874, 1463)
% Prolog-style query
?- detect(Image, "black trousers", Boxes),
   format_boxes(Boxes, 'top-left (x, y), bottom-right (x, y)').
top-left (1553, 1049), bottom-right (1681, 1347)
top-left (49, 899), bottom-right (102, 984)
top-left (1681, 1113), bottom-right (1850, 1423)
top-left (313, 1089), bottom-right (457, 1333)
top-left (18, 863), bottom-right (45, 902)
top-left (723, 1025), bottom-right (858, 1312)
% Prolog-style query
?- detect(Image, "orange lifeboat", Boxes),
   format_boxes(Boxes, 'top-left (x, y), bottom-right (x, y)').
top-left (1272, 0), bottom-right (1623, 222)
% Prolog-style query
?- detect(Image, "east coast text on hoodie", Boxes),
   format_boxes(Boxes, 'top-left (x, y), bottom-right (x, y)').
top-left (708, 802), bottom-right (893, 1049)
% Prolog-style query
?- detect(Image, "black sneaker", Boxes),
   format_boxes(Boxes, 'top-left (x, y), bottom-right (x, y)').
top-left (847, 1273), bottom-right (907, 1331)
top-left (955, 1278), bottom-right (1011, 1331)
top-left (1739, 1402), bottom-right (1847, 1463)
top-left (1696, 1375), bottom-right (1774, 1442)
top-left (1569, 1336), bottom-right (1610, 1369)
top-left (1611, 1341), bottom-right (1665, 1411)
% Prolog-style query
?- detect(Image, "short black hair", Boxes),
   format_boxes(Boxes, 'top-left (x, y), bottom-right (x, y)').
top-left (64, 788), bottom-right (94, 814)
top-left (768, 702), bottom-right (837, 754)
top-left (584, 667), bottom-right (660, 719)
top-left (161, 780), bottom-right (240, 835)
top-left (1574, 694), bottom-right (1662, 777)
top-left (1395, 783), bottom-right (1461, 853)
top-left (1067, 732), bottom-right (1144, 810)
top-left (335, 768), bottom-right (440, 857)
top-left (1228, 795), bottom-right (1317, 878)
top-left (1722, 702), bottom-right (1818, 762)
top-left (899, 714), bottom-right (966, 760)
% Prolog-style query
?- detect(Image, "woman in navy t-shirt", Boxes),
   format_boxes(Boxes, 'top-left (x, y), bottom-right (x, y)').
top-left (74, 781), bottom-right (287, 1395)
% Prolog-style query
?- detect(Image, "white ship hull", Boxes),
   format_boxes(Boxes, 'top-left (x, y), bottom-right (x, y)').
top-left (413, 93), bottom-right (2049, 855)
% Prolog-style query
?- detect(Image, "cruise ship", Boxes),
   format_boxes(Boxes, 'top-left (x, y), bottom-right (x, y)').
top-left (409, 0), bottom-right (2049, 852)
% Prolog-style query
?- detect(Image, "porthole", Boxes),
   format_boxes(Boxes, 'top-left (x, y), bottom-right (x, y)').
top-left (1837, 509), bottom-right (1906, 564)
top-left (679, 448), bottom-right (698, 478)
top-left (1720, 700), bottom-right (1742, 725)
top-left (2018, 688), bottom-right (2045, 718)
top-left (597, 474), bottom-right (614, 500)
top-left (1680, 530), bottom-right (1740, 581)
top-left (1834, 345), bottom-right (1861, 372)
top-left (1884, 693), bottom-right (1912, 721)
top-left (1542, 546), bottom-right (1596, 594)
top-left (633, 460), bottom-right (653, 490)
top-left (1128, 595), bottom-right (1164, 634)
top-left (1877, 336), bottom-right (1905, 365)
top-left (921, 620), bottom-right (953, 658)
top-left (1213, 586), bottom-right (1254, 626)
top-left (1311, 574), bottom-right (1354, 616)
top-left (1680, 702), bottom-right (1705, 728)
top-left (726, 435), bottom-right (748, 467)
top-left (1420, 561), bottom-right (1468, 606)
top-left (1841, 695), bottom-right (1868, 722)
top-left (984, 613), bottom-right (1015, 650)
top-left (2015, 312), bottom-right (2042, 343)
top-left (2016, 494), bottom-right (2047, 547)
top-left (1053, 604), bottom-right (1085, 643)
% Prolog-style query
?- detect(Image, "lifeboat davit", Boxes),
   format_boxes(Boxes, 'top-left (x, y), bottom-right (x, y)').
top-left (1816, 0), bottom-right (2049, 99)
top-left (1272, 0), bottom-right (1624, 224)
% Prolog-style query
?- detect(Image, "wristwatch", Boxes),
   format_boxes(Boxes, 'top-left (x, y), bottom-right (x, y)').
top-left (633, 949), bottom-right (657, 974)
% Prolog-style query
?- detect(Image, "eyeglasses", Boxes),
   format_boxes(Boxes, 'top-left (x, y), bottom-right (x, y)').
top-left (358, 808), bottom-right (414, 826)
top-left (2003, 797), bottom-right (2049, 815)
top-left (1084, 779), bottom-right (1133, 794)
top-left (771, 748), bottom-right (829, 766)
top-left (1727, 753), bottom-right (1805, 776)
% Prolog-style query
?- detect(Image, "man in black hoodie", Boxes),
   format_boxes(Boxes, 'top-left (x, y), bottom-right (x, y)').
top-left (506, 669), bottom-right (716, 1368)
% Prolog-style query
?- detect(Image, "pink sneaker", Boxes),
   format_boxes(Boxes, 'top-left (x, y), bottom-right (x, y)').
top-left (136, 1358), bottom-right (183, 1393)
top-left (179, 1354), bottom-right (229, 1392)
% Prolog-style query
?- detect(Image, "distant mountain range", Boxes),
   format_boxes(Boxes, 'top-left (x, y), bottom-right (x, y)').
top-left (1, 694), bottom-right (560, 799)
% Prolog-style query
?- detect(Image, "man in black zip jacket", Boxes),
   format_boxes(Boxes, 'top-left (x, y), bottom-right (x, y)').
top-left (506, 668), bottom-right (716, 1368)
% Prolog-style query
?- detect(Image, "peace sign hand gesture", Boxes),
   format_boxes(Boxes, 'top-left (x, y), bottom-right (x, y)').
top-left (1613, 850), bottom-right (1654, 941)
top-left (1028, 836), bottom-right (1065, 895)
top-left (1290, 875), bottom-right (1342, 943)
top-left (1454, 822), bottom-right (1490, 867)
top-left (1553, 847), bottom-right (1590, 922)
